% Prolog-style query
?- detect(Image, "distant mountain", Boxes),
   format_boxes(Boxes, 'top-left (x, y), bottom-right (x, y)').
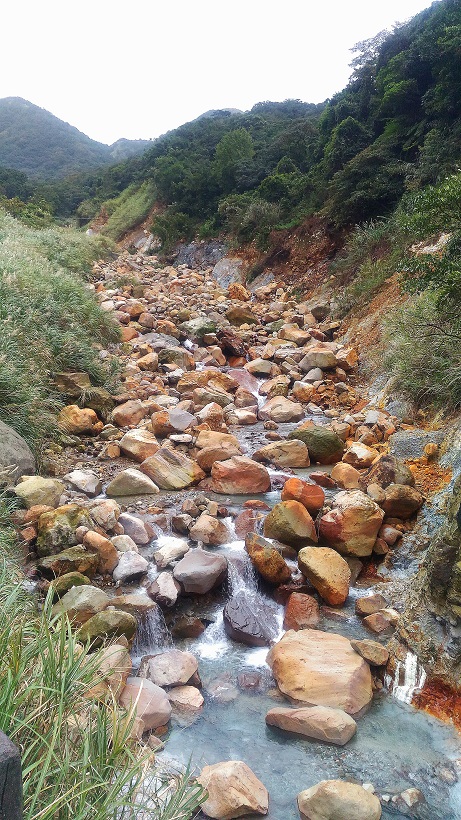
top-left (0, 98), bottom-right (151, 179)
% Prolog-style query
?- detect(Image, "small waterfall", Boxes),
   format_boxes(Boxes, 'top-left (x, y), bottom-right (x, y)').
top-left (133, 606), bottom-right (173, 657)
top-left (388, 651), bottom-right (427, 704)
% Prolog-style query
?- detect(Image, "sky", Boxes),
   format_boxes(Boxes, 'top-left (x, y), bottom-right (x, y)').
top-left (1, 0), bottom-right (435, 145)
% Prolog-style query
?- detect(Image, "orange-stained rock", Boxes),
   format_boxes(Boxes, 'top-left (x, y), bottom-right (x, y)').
top-left (112, 400), bottom-right (146, 428)
top-left (58, 405), bottom-right (99, 435)
top-left (381, 484), bottom-right (424, 519)
top-left (120, 327), bottom-right (139, 342)
top-left (197, 760), bottom-right (269, 819)
top-left (234, 509), bottom-right (265, 538)
top-left (209, 456), bottom-right (271, 494)
top-left (298, 547), bottom-right (351, 606)
top-left (318, 490), bottom-right (384, 557)
top-left (83, 530), bottom-right (119, 574)
top-left (119, 429), bottom-right (160, 462)
top-left (253, 440), bottom-right (310, 468)
top-left (283, 592), bottom-right (320, 630)
top-left (330, 462), bottom-right (360, 489)
top-left (263, 500), bottom-right (318, 549)
top-left (228, 282), bottom-right (251, 301)
top-left (267, 629), bottom-right (373, 714)
top-left (281, 477), bottom-right (325, 515)
top-left (343, 443), bottom-right (378, 469)
top-left (244, 533), bottom-right (292, 585)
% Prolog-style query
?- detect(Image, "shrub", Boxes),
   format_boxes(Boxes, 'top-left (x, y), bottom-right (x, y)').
top-left (151, 209), bottom-right (196, 251)
top-left (101, 181), bottom-right (157, 241)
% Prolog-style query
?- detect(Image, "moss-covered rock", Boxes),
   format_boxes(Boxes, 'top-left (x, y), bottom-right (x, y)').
top-left (77, 609), bottom-right (137, 648)
top-left (288, 425), bottom-right (345, 464)
top-left (36, 504), bottom-right (93, 557)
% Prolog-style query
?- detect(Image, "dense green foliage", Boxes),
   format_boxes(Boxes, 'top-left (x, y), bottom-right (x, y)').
top-left (0, 210), bottom-right (119, 449)
top-left (35, 0), bottom-right (461, 244)
top-left (0, 98), bottom-right (151, 180)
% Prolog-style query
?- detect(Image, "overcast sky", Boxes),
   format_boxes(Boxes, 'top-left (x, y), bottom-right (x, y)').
top-left (2, 0), bottom-right (435, 145)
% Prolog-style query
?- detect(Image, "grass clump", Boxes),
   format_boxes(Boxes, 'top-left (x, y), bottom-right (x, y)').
top-left (102, 182), bottom-right (157, 242)
top-left (0, 209), bottom-right (120, 450)
top-left (0, 500), bottom-right (204, 820)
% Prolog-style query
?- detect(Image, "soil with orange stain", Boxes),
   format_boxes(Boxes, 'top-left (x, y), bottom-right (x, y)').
top-left (407, 458), bottom-right (452, 497)
top-left (413, 678), bottom-right (461, 730)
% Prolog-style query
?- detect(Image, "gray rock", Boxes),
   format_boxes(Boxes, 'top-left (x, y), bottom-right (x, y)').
top-left (173, 548), bottom-right (227, 594)
top-left (113, 552), bottom-right (149, 584)
top-left (0, 420), bottom-right (35, 485)
top-left (0, 730), bottom-right (22, 819)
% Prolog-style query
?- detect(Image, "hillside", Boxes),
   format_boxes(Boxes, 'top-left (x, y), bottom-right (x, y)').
top-left (0, 97), bottom-right (150, 179)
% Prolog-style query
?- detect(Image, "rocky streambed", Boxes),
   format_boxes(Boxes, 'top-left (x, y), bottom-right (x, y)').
top-left (9, 251), bottom-right (461, 819)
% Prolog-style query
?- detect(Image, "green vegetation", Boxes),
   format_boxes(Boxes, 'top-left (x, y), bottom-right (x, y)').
top-left (0, 209), bottom-right (119, 450)
top-left (99, 181), bottom-right (157, 241)
top-left (0, 98), bottom-right (150, 180)
top-left (0, 498), bottom-right (204, 820)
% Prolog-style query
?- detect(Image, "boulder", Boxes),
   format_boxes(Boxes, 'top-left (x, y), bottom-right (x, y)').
top-left (112, 552), bottom-right (148, 584)
top-left (36, 504), bottom-right (92, 557)
top-left (266, 705), bottom-right (356, 746)
top-left (111, 593), bottom-right (158, 618)
top-left (154, 537), bottom-right (190, 568)
top-left (83, 530), bottom-right (119, 574)
top-left (139, 649), bottom-right (198, 687)
top-left (106, 468), bottom-right (159, 497)
top-left (168, 685), bottom-right (204, 712)
top-left (259, 396), bottom-right (304, 423)
top-left (15, 476), bottom-right (65, 509)
top-left (281, 477), bottom-right (325, 516)
top-left (77, 609), bottom-right (137, 647)
top-left (112, 400), bottom-right (145, 428)
top-left (350, 639), bottom-right (389, 667)
top-left (140, 448), bottom-right (205, 490)
top-left (58, 405), bottom-right (100, 435)
top-left (298, 547), bottom-right (351, 606)
top-left (291, 382), bottom-right (315, 403)
top-left (330, 463), bottom-right (360, 490)
top-left (318, 490), bottom-right (384, 557)
top-left (87, 644), bottom-right (132, 699)
top-left (49, 571), bottom-right (90, 601)
top-left (245, 533), bottom-right (292, 585)
top-left (189, 514), bottom-right (231, 546)
top-left (223, 590), bottom-right (279, 646)
top-left (0, 420), bottom-right (35, 484)
top-left (173, 549), bottom-right (227, 594)
top-left (253, 440), bottom-right (310, 469)
top-left (179, 316), bottom-right (217, 341)
top-left (355, 594), bottom-right (388, 616)
top-left (197, 760), bottom-right (269, 819)
top-left (297, 780), bottom-right (382, 820)
top-left (119, 429), bottom-right (160, 462)
top-left (267, 630), bottom-right (373, 714)
top-left (148, 572), bottom-right (181, 607)
top-left (118, 513), bottom-right (150, 545)
top-left (90, 499), bottom-right (120, 531)
top-left (381, 484), bottom-right (424, 519)
top-left (64, 469), bottom-right (102, 497)
top-left (263, 501), bottom-right (317, 549)
top-left (158, 347), bottom-right (195, 371)
top-left (226, 304), bottom-right (258, 326)
top-left (37, 546), bottom-right (99, 579)
top-left (209, 456), bottom-right (271, 494)
top-left (288, 425), bottom-right (345, 464)
top-left (119, 676), bottom-right (172, 730)
top-left (111, 535), bottom-right (139, 553)
top-left (283, 593), bottom-right (320, 630)
top-left (52, 585), bottom-right (110, 625)
top-left (299, 347), bottom-right (337, 372)
top-left (343, 443), bottom-right (377, 469)
top-left (359, 454), bottom-right (415, 489)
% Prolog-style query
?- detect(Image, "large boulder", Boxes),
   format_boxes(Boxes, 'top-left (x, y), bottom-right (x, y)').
top-left (288, 425), bottom-right (345, 465)
top-left (223, 590), bottom-right (279, 647)
top-left (298, 547), bottom-right (351, 606)
top-left (15, 476), bottom-right (64, 509)
top-left (209, 456), bottom-right (271, 494)
top-left (52, 585), bottom-right (110, 625)
top-left (140, 448), bottom-right (205, 490)
top-left (83, 530), bottom-right (119, 574)
top-left (299, 347), bottom-right (337, 371)
top-left (359, 454), bottom-right (415, 489)
top-left (253, 440), bottom-right (310, 469)
top-left (58, 405), bottom-right (100, 435)
top-left (36, 504), bottom-right (92, 557)
top-left (197, 760), bottom-right (269, 819)
top-left (318, 490), bottom-right (384, 557)
top-left (283, 593), bottom-right (320, 630)
top-left (77, 609), bottom-right (137, 648)
top-left (0, 420), bottom-right (35, 484)
top-left (266, 705), bottom-right (356, 746)
top-left (259, 396), bottom-right (304, 423)
top-left (263, 501), bottom-right (317, 549)
top-left (281, 477), bottom-right (325, 515)
top-left (267, 630), bottom-right (373, 714)
top-left (106, 468), bottom-right (159, 497)
top-left (245, 533), bottom-right (292, 585)
top-left (64, 469), bottom-right (102, 497)
top-left (173, 549), bottom-right (227, 594)
top-left (139, 649), bottom-right (198, 688)
top-left (381, 484), bottom-right (424, 519)
top-left (119, 429), bottom-right (160, 462)
top-left (37, 546), bottom-right (99, 579)
top-left (154, 537), bottom-right (190, 568)
top-left (343, 443), bottom-right (377, 469)
top-left (119, 676), bottom-right (172, 730)
top-left (297, 780), bottom-right (382, 820)
top-left (112, 552), bottom-right (149, 584)
top-left (189, 514), bottom-right (231, 546)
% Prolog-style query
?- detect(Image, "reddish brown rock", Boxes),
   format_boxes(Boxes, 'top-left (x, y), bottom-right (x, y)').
top-left (381, 484), bottom-right (424, 519)
top-left (283, 592), bottom-right (320, 630)
top-left (318, 490), bottom-right (384, 557)
top-left (281, 477), bottom-right (325, 516)
top-left (209, 456), bottom-right (271, 495)
top-left (112, 400), bottom-right (146, 428)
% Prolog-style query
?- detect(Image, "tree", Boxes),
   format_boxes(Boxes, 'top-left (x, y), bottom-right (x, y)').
top-left (213, 129), bottom-right (254, 192)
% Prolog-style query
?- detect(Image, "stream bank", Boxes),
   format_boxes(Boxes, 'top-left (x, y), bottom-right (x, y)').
top-left (8, 248), bottom-right (461, 819)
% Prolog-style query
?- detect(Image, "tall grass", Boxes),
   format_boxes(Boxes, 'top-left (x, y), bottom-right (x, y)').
top-left (0, 209), bottom-right (120, 450)
top-left (101, 182), bottom-right (157, 242)
top-left (0, 512), bottom-right (204, 820)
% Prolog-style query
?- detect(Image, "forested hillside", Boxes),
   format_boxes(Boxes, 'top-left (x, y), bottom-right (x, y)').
top-left (0, 98), bottom-right (151, 179)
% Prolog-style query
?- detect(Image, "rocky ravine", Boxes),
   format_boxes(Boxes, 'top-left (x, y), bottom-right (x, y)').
top-left (5, 250), bottom-right (460, 819)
